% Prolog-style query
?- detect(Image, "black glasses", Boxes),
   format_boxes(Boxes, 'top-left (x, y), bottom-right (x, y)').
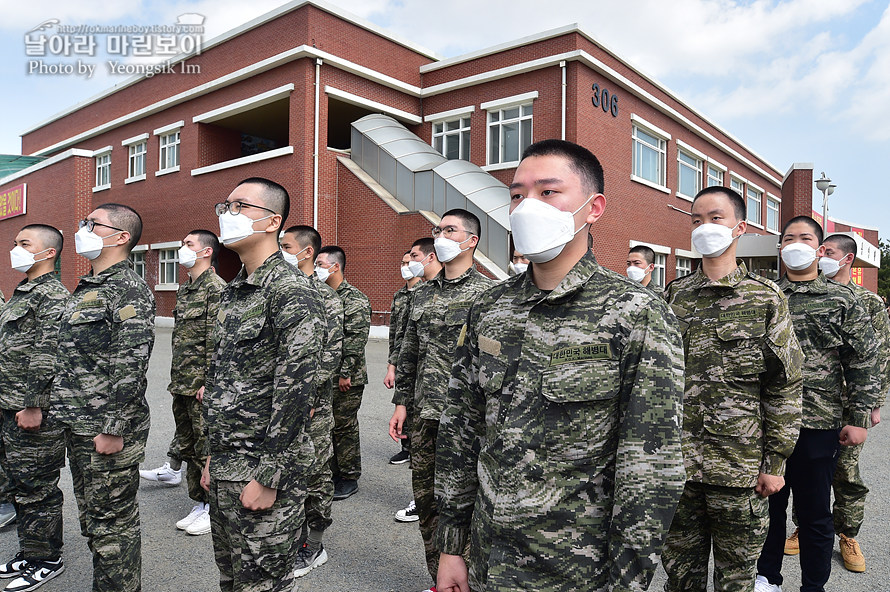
top-left (79, 219), bottom-right (124, 233)
top-left (431, 225), bottom-right (472, 239)
top-left (215, 201), bottom-right (278, 216)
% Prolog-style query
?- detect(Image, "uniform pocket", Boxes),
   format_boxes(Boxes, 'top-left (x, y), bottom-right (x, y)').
top-left (717, 321), bottom-right (766, 377)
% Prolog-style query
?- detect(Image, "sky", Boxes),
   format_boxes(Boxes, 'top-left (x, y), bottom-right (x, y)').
top-left (1, 0), bottom-right (888, 238)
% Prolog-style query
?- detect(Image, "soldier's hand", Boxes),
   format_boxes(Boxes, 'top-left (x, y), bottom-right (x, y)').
top-left (755, 473), bottom-right (784, 497)
top-left (201, 457), bottom-right (211, 492)
top-left (437, 553), bottom-right (470, 592)
top-left (384, 364), bottom-right (396, 389)
top-left (839, 425), bottom-right (868, 446)
top-left (389, 405), bottom-right (407, 442)
top-left (15, 407), bottom-right (42, 431)
top-left (240, 480), bottom-right (277, 511)
top-left (196, 386), bottom-right (205, 403)
top-left (871, 406), bottom-right (881, 427)
top-left (338, 377), bottom-right (352, 392)
top-left (94, 434), bottom-right (124, 455)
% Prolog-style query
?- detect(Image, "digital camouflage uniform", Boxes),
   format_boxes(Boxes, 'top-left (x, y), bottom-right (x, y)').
top-left (205, 252), bottom-right (323, 592)
top-left (304, 273), bottom-right (343, 533)
top-left (435, 253), bottom-right (686, 592)
top-left (831, 282), bottom-right (890, 538)
top-left (662, 263), bottom-right (803, 592)
top-left (52, 260), bottom-right (156, 592)
top-left (330, 279), bottom-right (370, 482)
top-left (388, 282), bottom-right (418, 449)
top-left (757, 273), bottom-right (881, 590)
top-left (0, 273), bottom-right (68, 566)
top-left (167, 269), bottom-right (225, 504)
top-left (395, 265), bottom-right (494, 582)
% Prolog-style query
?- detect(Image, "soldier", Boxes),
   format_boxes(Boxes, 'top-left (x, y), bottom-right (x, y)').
top-left (315, 245), bottom-right (370, 501)
top-left (53, 203), bottom-right (155, 592)
top-left (661, 186), bottom-right (803, 592)
top-left (280, 224), bottom-right (344, 577)
top-left (435, 140), bottom-right (686, 592)
top-left (200, 177), bottom-right (323, 592)
top-left (507, 250), bottom-right (529, 276)
top-left (755, 216), bottom-right (882, 592)
top-left (0, 225), bottom-right (68, 592)
top-left (626, 244), bottom-right (655, 287)
top-left (389, 208), bottom-right (496, 591)
top-left (140, 230), bottom-right (225, 536)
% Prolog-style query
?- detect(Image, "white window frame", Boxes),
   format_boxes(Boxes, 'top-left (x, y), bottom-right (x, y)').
top-left (154, 121), bottom-right (184, 176)
top-left (653, 253), bottom-right (667, 289)
top-left (676, 256), bottom-right (692, 278)
top-left (482, 92), bottom-right (536, 169)
top-left (746, 182), bottom-right (763, 228)
top-left (433, 115), bottom-right (472, 161)
top-left (766, 194), bottom-right (781, 234)
top-left (153, 240), bottom-right (182, 290)
top-left (126, 141), bottom-right (147, 183)
top-left (93, 147), bottom-right (112, 192)
top-left (729, 172), bottom-right (747, 196)
top-left (129, 250), bottom-right (146, 280)
top-left (630, 115), bottom-right (670, 192)
top-left (676, 142), bottom-right (704, 201)
top-left (707, 164), bottom-right (724, 187)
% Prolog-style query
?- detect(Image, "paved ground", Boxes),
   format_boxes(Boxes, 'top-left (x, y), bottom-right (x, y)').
top-left (1, 329), bottom-right (888, 591)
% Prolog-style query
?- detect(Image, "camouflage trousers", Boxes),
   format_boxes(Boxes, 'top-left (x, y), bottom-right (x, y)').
top-left (331, 384), bottom-right (363, 481)
top-left (305, 404), bottom-right (334, 532)
top-left (66, 428), bottom-right (147, 592)
top-left (832, 439), bottom-right (867, 538)
top-left (0, 409), bottom-right (66, 562)
top-left (209, 478), bottom-right (304, 591)
top-left (409, 417), bottom-right (439, 583)
top-left (167, 393), bottom-right (208, 503)
top-left (663, 481), bottom-right (768, 592)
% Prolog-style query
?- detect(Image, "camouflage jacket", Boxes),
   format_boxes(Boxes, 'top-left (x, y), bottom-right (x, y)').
top-left (395, 266), bottom-right (495, 421)
top-left (0, 273), bottom-right (69, 410)
top-left (849, 282), bottom-right (890, 407)
top-left (168, 269), bottom-right (225, 396)
top-left (52, 260), bottom-right (156, 437)
top-left (778, 273), bottom-right (881, 429)
top-left (665, 263), bottom-right (803, 487)
top-left (205, 252), bottom-right (324, 490)
top-left (387, 283), bottom-right (416, 366)
top-left (435, 253), bottom-right (686, 592)
top-left (312, 273), bottom-right (343, 409)
top-left (334, 279), bottom-right (370, 386)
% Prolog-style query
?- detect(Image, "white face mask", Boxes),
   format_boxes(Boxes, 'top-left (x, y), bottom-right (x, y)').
top-left (691, 222), bottom-right (740, 258)
top-left (10, 246), bottom-right (49, 273)
top-left (781, 242), bottom-right (818, 271)
top-left (282, 249), bottom-right (300, 268)
top-left (406, 258), bottom-right (429, 278)
top-left (75, 226), bottom-right (119, 261)
top-left (218, 211), bottom-right (271, 246)
top-left (626, 266), bottom-right (649, 283)
top-left (818, 256), bottom-right (847, 278)
top-left (400, 265), bottom-right (415, 280)
top-left (508, 262), bottom-right (529, 275)
top-left (434, 235), bottom-right (473, 263)
top-left (509, 195), bottom-right (593, 263)
top-left (179, 244), bottom-right (207, 269)
top-left (314, 264), bottom-right (332, 282)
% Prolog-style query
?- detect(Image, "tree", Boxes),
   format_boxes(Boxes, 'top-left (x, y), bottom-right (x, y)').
top-left (878, 239), bottom-right (890, 304)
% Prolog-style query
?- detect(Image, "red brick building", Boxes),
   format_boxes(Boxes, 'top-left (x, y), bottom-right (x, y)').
top-left (0, 0), bottom-right (879, 318)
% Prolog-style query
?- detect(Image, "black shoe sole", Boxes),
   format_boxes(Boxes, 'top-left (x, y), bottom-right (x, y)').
top-left (332, 488), bottom-right (358, 501)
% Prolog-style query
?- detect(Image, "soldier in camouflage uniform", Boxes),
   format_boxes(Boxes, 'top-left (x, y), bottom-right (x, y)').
top-left (661, 187), bottom-right (803, 592)
top-left (756, 216), bottom-right (882, 592)
top-left (53, 204), bottom-right (155, 592)
top-left (280, 225), bottom-right (343, 577)
top-left (436, 141), bottom-right (685, 592)
top-left (626, 244), bottom-right (656, 288)
top-left (0, 225), bottom-right (69, 592)
top-left (201, 178), bottom-right (323, 592)
top-left (393, 210), bottom-right (495, 588)
top-left (315, 245), bottom-right (370, 501)
top-left (140, 230), bottom-right (225, 536)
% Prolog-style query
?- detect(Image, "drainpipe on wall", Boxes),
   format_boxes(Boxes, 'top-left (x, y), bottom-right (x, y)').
top-left (314, 58), bottom-right (322, 228)
top-left (560, 60), bottom-right (566, 140)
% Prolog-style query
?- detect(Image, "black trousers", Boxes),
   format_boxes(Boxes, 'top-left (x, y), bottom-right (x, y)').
top-left (758, 428), bottom-right (840, 592)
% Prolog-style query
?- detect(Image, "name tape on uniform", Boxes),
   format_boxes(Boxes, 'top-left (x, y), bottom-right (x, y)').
top-left (549, 343), bottom-right (612, 366)
top-left (718, 309), bottom-right (759, 321)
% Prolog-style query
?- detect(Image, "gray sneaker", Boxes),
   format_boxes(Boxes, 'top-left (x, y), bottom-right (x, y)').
top-left (0, 503), bottom-right (16, 528)
top-left (293, 543), bottom-right (328, 578)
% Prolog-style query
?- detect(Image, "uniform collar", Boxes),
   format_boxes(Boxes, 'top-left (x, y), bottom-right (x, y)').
top-left (15, 271), bottom-right (55, 293)
top-left (183, 267), bottom-right (216, 291)
top-left (79, 260), bottom-right (130, 284)
top-left (233, 251), bottom-right (283, 289)
top-left (686, 261), bottom-right (748, 291)
top-left (516, 251), bottom-right (599, 304)
top-left (431, 264), bottom-right (479, 287)
top-left (777, 271), bottom-right (830, 295)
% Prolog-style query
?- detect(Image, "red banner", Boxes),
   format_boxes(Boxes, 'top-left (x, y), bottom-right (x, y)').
top-left (0, 184), bottom-right (26, 220)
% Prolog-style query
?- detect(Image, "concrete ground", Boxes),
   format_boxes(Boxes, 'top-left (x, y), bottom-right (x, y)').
top-left (1, 329), bottom-right (887, 591)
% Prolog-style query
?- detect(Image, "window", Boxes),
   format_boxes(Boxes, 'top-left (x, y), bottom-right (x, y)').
top-left (632, 125), bottom-right (667, 186)
top-left (434, 117), bottom-right (471, 160)
top-left (94, 152), bottom-right (111, 190)
top-left (129, 251), bottom-right (146, 280)
top-left (730, 176), bottom-right (744, 194)
top-left (677, 150), bottom-right (702, 198)
top-left (487, 103), bottom-right (532, 165)
top-left (652, 254), bottom-right (666, 289)
top-left (676, 257), bottom-right (692, 278)
top-left (766, 196), bottom-right (780, 233)
top-left (158, 249), bottom-right (179, 284)
top-left (747, 186), bottom-right (762, 226)
top-left (128, 141), bottom-right (146, 180)
top-left (707, 165), bottom-right (724, 187)
top-left (159, 131), bottom-right (180, 171)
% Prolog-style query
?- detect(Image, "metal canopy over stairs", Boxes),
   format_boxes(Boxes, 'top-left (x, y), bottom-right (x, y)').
top-left (350, 114), bottom-right (511, 273)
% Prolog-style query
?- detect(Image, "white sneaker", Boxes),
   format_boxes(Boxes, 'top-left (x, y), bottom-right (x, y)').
top-left (176, 504), bottom-right (206, 530)
top-left (754, 575), bottom-right (782, 592)
top-left (395, 499), bottom-right (419, 522)
top-left (139, 462), bottom-right (182, 485)
top-left (186, 508), bottom-right (211, 535)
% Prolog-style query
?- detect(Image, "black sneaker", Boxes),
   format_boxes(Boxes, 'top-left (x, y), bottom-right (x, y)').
top-left (0, 552), bottom-right (28, 578)
top-left (5, 559), bottom-right (65, 592)
top-left (332, 479), bottom-right (358, 500)
top-left (389, 449), bottom-right (410, 464)
top-left (395, 499), bottom-right (419, 522)
top-left (293, 543), bottom-right (328, 578)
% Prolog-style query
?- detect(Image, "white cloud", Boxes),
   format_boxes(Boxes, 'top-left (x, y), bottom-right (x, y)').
top-left (0, 2), bottom-right (151, 31)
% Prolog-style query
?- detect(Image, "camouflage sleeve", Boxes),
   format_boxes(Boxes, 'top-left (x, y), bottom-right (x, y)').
top-left (339, 292), bottom-right (370, 381)
top-left (609, 302), bottom-right (686, 592)
top-left (25, 288), bottom-right (69, 408)
top-left (387, 291), bottom-right (405, 366)
top-left (255, 283), bottom-right (323, 489)
top-left (839, 297), bottom-right (882, 428)
top-left (759, 295), bottom-right (803, 477)
top-left (103, 285), bottom-right (156, 435)
top-left (316, 292), bottom-right (344, 407)
top-left (203, 282), bottom-right (223, 385)
top-left (393, 304), bottom-right (419, 407)
top-left (865, 295), bottom-right (890, 406)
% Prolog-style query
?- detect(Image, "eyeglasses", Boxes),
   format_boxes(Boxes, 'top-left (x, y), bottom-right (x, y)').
top-left (214, 201), bottom-right (278, 217)
top-left (79, 219), bottom-right (124, 233)
top-left (431, 225), bottom-right (473, 239)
